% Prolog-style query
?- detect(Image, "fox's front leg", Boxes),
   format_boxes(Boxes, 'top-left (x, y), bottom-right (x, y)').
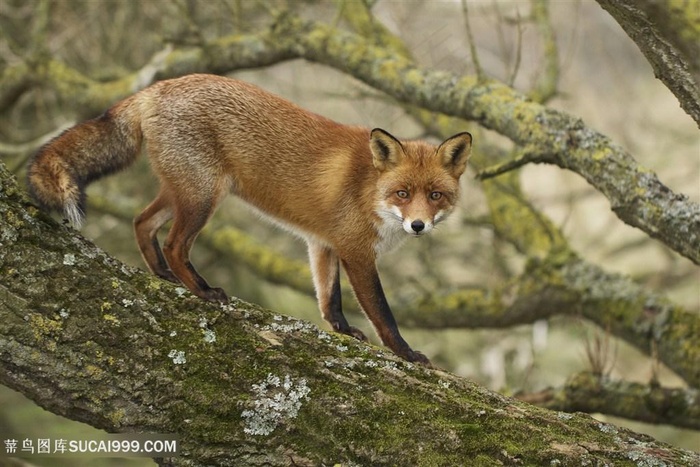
top-left (340, 254), bottom-right (430, 365)
top-left (307, 241), bottom-right (367, 341)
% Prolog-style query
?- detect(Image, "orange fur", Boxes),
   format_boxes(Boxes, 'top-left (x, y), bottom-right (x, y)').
top-left (27, 74), bottom-right (472, 364)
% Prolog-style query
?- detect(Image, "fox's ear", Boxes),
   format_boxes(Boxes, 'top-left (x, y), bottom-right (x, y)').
top-left (370, 128), bottom-right (404, 171)
top-left (437, 132), bottom-right (472, 177)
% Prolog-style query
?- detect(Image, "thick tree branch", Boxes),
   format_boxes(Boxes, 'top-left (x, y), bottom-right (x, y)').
top-left (519, 372), bottom-right (700, 431)
top-left (3, 165), bottom-right (697, 465)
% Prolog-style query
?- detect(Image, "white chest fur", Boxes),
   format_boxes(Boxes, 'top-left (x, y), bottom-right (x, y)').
top-left (374, 216), bottom-right (409, 255)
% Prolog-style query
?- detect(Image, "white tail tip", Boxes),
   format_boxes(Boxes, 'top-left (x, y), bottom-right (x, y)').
top-left (64, 200), bottom-right (85, 229)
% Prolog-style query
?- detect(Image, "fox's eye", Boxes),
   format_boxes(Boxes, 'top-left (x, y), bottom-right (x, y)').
top-left (396, 190), bottom-right (409, 199)
top-left (430, 191), bottom-right (442, 200)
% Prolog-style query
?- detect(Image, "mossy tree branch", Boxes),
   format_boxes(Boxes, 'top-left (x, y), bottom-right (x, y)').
top-left (4, 165), bottom-right (699, 465)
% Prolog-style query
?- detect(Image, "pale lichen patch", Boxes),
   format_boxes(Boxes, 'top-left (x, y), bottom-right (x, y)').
top-left (168, 349), bottom-right (186, 364)
top-left (241, 373), bottom-right (311, 436)
top-left (202, 328), bottom-right (216, 343)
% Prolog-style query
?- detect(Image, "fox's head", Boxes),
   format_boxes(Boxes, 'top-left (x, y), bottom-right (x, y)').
top-left (370, 128), bottom-right (472, 238)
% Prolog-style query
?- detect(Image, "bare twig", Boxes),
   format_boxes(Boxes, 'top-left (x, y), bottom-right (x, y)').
top-left (582, 327), bottom-right (617, 377)
top-left (507, 8), bottom-right (524, 88)
top-left (475, 146), bottom-right (552, 180)
top-left (461, 0), bottom-right (484, 80)
top-left (529, 0), bottom-right (559, 103)
top-left (28, 0), bottom-right (51, 63)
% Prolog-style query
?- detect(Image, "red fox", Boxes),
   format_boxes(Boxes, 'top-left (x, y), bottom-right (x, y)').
top-left (27, 74), bottom-right (471, 364)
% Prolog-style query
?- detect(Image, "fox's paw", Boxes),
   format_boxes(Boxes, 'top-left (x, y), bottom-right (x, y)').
top-left (202, 287), bottom-right (229, 304)
top-left (157, 270), bottom-right (182, 284)
top-left (333, 323), bottom-right (368, 342)
top-left (346, 325), bottom-right (368, 342)
top-left (402, 349), bottom-right (432, 367)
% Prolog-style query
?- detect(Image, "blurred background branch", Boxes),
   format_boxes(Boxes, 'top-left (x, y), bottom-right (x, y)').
top-left (519, 371), bottom-right (700, 431)
top-left (596, 0), bottom-right (700, 127)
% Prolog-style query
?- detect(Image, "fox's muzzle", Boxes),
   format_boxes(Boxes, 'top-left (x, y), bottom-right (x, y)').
top-left (403, 218), bottom-right (433, 235)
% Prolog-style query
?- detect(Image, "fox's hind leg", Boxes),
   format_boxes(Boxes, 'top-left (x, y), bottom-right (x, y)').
top-left (307, 241), bottom-right (367, 341)
top-left (162, 184), bottom-right (228, 303)
top-left (134, 188), bottom-right (179, 283)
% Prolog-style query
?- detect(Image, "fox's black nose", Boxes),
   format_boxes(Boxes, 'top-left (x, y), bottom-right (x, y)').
top-left (411, 220), bottom-right (425, 233)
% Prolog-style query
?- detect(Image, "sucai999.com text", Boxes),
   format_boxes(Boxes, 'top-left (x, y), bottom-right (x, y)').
top-left (2, 434), bottom-right (178, 457)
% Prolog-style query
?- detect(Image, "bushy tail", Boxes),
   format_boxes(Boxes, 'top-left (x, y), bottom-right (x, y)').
top-left (27, 96), bottom-right (142, 228)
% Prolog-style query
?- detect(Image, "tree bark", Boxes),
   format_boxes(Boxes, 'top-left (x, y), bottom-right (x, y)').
top-left (1, 163), bottom-right (698, 466)
top-left (595, 0), bottom-right (700, 127)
